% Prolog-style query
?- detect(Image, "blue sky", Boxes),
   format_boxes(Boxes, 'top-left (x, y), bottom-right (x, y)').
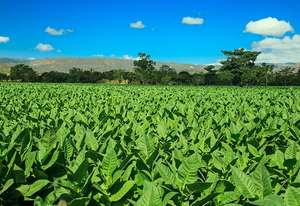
top-left (0, 0), bottom-right (300, 65)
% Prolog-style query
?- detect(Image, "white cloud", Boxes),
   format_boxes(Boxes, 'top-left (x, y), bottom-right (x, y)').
top-left (0, 36), bottom-right (9, 43)
top-left (122, 55), bottom-right (139, 60)
top-left (56, 50), bottom-right (61, 53)
top-left (181, 17), bottom-right (204, 25)
top-left (243, 17), bottom-right (294, 37)
top-left (151, 28), bottom-right (155, 31)
top-left (28, 57), bottom-right (35, 60)
top-left (45, 26), bottom-right (74, 35)
top-left (92, 54), bottom-right (104, 57)
top-left (251, 34), bottom-right (300, 63)
top-left (130, 21), bottom-right (145, 29)
top-left (34, 43), bottom-right (55, 52)
top-left (110, 54), bottom-right (116, 58)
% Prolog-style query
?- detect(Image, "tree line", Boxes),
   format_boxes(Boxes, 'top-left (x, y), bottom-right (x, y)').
top-left (0, 49), bottom-right (299, 86)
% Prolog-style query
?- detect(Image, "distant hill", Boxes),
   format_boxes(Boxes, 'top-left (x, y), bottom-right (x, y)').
top-left (0, 58), bottom-right (30, 65)
top-left (27, 57), bottom-right (211, 73)
top-left (0, 64), bottom-right (10, 74)
top-left (0, 57), bottom-right (298, 74)
top-left (292, 62), bottom-right (300, 69)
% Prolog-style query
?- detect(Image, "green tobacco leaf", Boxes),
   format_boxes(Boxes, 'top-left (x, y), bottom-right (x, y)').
top-left (109, 180), bottom-right (135, 202)
top-left (190, 193), bottom-right (220, 206)
top-left (33, 196), bottom-right (44, 206)
top-left (41, 150), bottom-right (60, 170)
top-left (157, 192), bottom-right (177, 206)
top-left (74, 159), bottom-right (89, 184)
top-left (178, 154), bottom-right (199, 188)
top-left (220, 191), bottom-right (241, 205)
top-left (0, 179), bottom-right (14, 195)
top-left (24, 180), bottom-right (50, 196)
top-left (137, 181), bottom-right (157, 206)
top-left (248, 143), bottom-right (259, 157)
top-left (102, 146), bottom-right (118, 181)
top-left (284, 186), bottom-right (300, 206)
top-left (14, 164), bottom-right (25, 183)
top-left (253, 162), bottom-right (272, 199)
top-left (68, 197), bottom-right (90, 206)
top-left (139, 134), bottom-right (154, 160)
top-left (230, 165), bottom-right (257, 198)
top-left (185, 182), bottom-right (212, 194)
top-left (41, 129), bottom-right (57, 149)
top-left (85, 129), bottom-right (98, 151)
top-left (285, 141), bottom-right (297, 160)
top-left (156, 161), bottom-right (176, 185)
top-left (252, 195), bottom-right (284, 206)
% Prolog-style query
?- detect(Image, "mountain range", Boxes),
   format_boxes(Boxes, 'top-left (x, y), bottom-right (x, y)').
top-left (0, 57), bottom-right (299, 74)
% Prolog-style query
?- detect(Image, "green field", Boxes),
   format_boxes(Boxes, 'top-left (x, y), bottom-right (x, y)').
top-left (1, 83), bottom-right (300, 206)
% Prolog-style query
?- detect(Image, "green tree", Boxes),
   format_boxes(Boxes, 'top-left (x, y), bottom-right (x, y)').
top-left (191, 72), bottom-right (205, 85)
top-left (10, 64), bottom-right (35, 82)
top-left (204, 65), bottom-right (217, 85)
top-left (113, 69), bottom-right (125, 83)
top-left (260, 63), bottom-right (274, 87)
top-left (0, 73), bottom-right (8, 81)
top-left (68, 67), bottom-right (84, 83)
top-left (24, 70), bottom-right (38, 82)
top-left (217, 70), bottom-right (234, 85)
top-left (133, 53), bottom-right (157, 84)
top-left (219, 48), bottom-right (261, 85)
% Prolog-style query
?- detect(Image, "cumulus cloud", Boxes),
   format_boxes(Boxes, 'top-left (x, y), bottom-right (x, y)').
top-left (45, 26), bottom-right (74, 35)
top-left (122, 55), bottom-right (139, 60)
top-left (56, 50), bottom-right (61, 53)
top-left (28, 57), bottom-right (35, 60)
top-left (0, 36), bottom-right (10, 43)
top-left (251, 34), bottom-right (300, 63)
top-left (130, 21), bottom-right (145, 29)
top-left (181, 17), bottom-right (204, 25)
top-left (151, 28), bottom-right (155, 31)
top-left (92, 54), bottom-right (104, 57)
top-left (34, 43), bottom-right (55, 52)
top-left (110, 54), bottom-right (116, 58)
top-left (243, 17), bottom-right (294, 37)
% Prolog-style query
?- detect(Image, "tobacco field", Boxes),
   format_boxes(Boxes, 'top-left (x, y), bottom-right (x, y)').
top-left (1, 83), bottom-right (300, 206)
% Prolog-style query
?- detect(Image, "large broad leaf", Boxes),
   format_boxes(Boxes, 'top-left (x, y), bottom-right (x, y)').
top-left (190, 193), bottom-right (221, 206)
top-left (285, 141), bottom-right (297, 160)
top-left (138, 134), bottom-right (154, 160)
top-left (41, 150), bottom-right (60, 170)
top-left (284, 186), bottom-right (300, 206)
top-left (109, 180), bottom-right (135, 202)
top-left (157, 192), bottom-right (177, 206)
top-left (185, 182), bottom-right (212, 194)
top-left (248, 143), bottom-right (259, 157)
top-left (252, 195), bottom-right (284, 206)
top-left (85, 129), bottom-right (98, 151)
top-left (102, 146), bottom-right (118, 181)
top-left (34, 196), bottom-right (44, 206)
top-left (0, 179), bottom-right (14, 195)
top-left (73, 159), bottom-right (89, 184)
top-left (13, 164), bottom-right (25, 183)
top-left (230, 165), bottom-right (257, 199)
top-left (24, 180), bottom-right (50, 196)
top-left (137, 181), bottom-right (157, 206)
top-left (68, 197), bottom-right (90, 206)
top-left (178, 154), bottom-right (199, 188)
top-left (156, 161), bottom-right (176, 185)
top-left (252, 162), bottom-right (272, 199)
top-left (41, 129), bottom-right (57, 149)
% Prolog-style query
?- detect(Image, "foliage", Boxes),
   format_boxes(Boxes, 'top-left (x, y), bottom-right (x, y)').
top-left (219, 48), bottom-right (261, 85)
top-left (10, 64), bottom-right (37, 82)
top-left (0, 83), bottom-right (300, 205)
